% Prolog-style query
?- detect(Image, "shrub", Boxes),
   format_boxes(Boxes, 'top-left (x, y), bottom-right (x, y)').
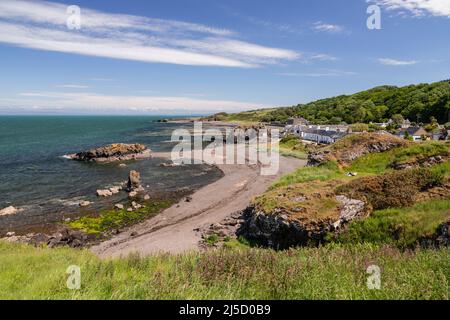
top-left (336, 168), bottom-right (444, 210)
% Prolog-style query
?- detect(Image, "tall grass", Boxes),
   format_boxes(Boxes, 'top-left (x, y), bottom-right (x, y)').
top-left (271, 161), bottom-right (341, 189)
top-left (336, 199), bottom-right (450, 248)
top-left (0, 241), bottom-right (448, 300)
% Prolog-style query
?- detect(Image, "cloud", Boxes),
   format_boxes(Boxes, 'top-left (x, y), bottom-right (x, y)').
top-left (89, 78), bottom-right (114, 81)
top-left (278, 69), bottom-right (356, 77)
top-left (378, 58), bottom-right (419, 65)
top-left (56, 84), bottom-right (89, 89)
top-left (1, 91), bottom-right (269, 114)
top-left (0, 0), bottom-right (299, 68)
top-left (370, 0), bottom-right (450, 18)
top-left (309, 54), bottom-right (339, 61)
top-left (312, 22), bottom-right (345, 33)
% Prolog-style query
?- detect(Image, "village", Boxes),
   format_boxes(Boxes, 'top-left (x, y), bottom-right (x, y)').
top-left (283, 116), bottom-right (450, 145)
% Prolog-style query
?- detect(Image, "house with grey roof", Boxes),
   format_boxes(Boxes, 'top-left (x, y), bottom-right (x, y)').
top-left (285, 124), bottom-right (349, 144)
top-left (395, 127), bottom-right (427, 142)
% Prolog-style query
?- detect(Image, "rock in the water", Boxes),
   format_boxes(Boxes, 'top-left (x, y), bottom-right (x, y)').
top-left (109, 186), bottom-right (121, 194)
top-left (79, 201), bottom-right (92, 207)
top-left (127, 170), bottom-right (141, 191)
top-left (97, 189), bottom-right (113, 197)
top-left (6, 232), bottom-right (15, 237)
top-left (0, 206), bottom-right (19, 216)
top-left (69, 143), bottom-right (151, 162)
top-left (128, 191), bottom-right (138, 198)
top-left (114, 204), bottom-right (124, 210)
top-left (144, 194), bottom-right (150, 201)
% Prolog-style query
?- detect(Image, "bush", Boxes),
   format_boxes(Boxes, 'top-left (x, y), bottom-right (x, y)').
top-left (336, 199), bottom-right (450, 248)
top-left (336, 168), bottom-right (444, 210)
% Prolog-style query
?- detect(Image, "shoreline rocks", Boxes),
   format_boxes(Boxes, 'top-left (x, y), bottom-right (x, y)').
top-left (68, 143), bottom-right (151, 163)
top-left (97, 189), bottom-right (113, 197)
top-left (0, 206), bottom-right (20, 216)
top-left (127, 170), bottom-right (142, 191)
top-left (237, 195), bottom-right (367, 249)
top-left (2, 227), bottom-right (96, 248)
top-left (79, 201), bottom-right (92, 207)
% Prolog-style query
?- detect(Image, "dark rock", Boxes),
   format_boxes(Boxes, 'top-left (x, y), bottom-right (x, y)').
top-left (29, 233), bottom-right (51, 246)
top-left (127, 170), bottom-right (141, 191)
top-left (69, 143), bottom-right (150, 162)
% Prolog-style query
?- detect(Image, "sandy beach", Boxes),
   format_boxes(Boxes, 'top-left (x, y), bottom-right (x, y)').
top-left (92, 153), bottom-right (306, 258)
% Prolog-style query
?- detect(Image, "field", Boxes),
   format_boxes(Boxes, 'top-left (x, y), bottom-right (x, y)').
top-left (0, 241), bottom-right (448, 300)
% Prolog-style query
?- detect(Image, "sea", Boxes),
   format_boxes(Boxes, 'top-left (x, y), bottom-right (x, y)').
top-left (0, 116), bottom-right (223, 233)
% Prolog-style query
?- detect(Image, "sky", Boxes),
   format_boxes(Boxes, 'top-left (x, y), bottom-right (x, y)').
top-left (0, 0), bottom-right (449, 115)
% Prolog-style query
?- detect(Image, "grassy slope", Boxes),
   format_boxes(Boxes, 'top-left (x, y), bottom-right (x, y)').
top-left (68, 199), bottom-right (173, 234)
top-left (254, 140), bottom-right (450, 247)
top-left (0, 241), bottom-right (448, 299)
top-left (278, 135), bottom-right (308, 160)
top-left (336, 199), bottom-right (450, 248)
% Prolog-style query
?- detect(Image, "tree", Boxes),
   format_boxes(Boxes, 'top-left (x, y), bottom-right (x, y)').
top-left (404, 131), bottom-right (413, 141)
top-left (425, 116), bottom-right (439, 132)
top-left (350, 123), bottom-right (369, 132)
top-left (391, 114), bottom-right (405, 126)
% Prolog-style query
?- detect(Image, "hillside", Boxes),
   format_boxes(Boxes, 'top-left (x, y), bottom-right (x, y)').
top-left (246, 135), bottom-right (450, 250)
top-left (208, 80), bottom-right (450, 125)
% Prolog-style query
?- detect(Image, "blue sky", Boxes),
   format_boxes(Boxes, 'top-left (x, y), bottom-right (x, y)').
top-left (0, 0), bottom-right (449, 115)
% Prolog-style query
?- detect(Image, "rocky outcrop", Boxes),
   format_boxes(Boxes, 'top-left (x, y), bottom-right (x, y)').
top-left (69, 143), bottom-right (151, 162)
top-left (419, 221), bottom-right (449, 248)
top-left (127, 170), bottom-right (142, 192)
top-left (392, 155), bottom-right (449, 170)
top-left (333, 195), bottom-right (366, 229)
top-left (239, 195), bottom-right (366, 249)
top-left (308, 133), bottom-right (408, 166)
top-left (2, 227), bottom-right (95, 248)
top-left (198, 211), bottom-right (246, 248)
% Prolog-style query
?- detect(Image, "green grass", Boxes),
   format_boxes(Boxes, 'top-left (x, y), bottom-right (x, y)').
top-left (271, 161), bottom-right (341, 189)
top-left (204, 234), bottom-right (220, 246)
top-left (272, 141), bottom-right (450, 188)
top-left (0, 241), bottom-right (448, 300)
top-left (348, 142), bottom-right (450, 175)
top-left (279, 135), bottom-right (308, 159)
top-left (336, 199), bottom-right (450, 248)
top-left (431, 160), bottom-right (450, 179)
top-left (68, 200), bottom-right (173, 234)
top-left (393, 142), bottom-right (450, 165)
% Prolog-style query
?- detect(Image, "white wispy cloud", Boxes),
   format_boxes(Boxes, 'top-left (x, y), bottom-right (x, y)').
top-left (378, 58), bottom-right (419, 65)
top-left (0, 0), bottom-right (299, 68)
top-left (2, 91), bottom-right (268, 114)
top-left (370, 0), bottom-right (450, 18)
top-left (278, 69), bottom-right (356, 77)
top-left (89, 78), bottom-right (114, 82)
top-left (312, 21), bottom-right (345, 33)
top-left (309, 54), bottom-right (339, 61)
top-left (56, 84), bottom-right (89, 89)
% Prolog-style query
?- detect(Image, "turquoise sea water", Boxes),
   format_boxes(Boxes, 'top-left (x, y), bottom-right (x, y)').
top-left (0, 116), bottom-right (222, 232)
